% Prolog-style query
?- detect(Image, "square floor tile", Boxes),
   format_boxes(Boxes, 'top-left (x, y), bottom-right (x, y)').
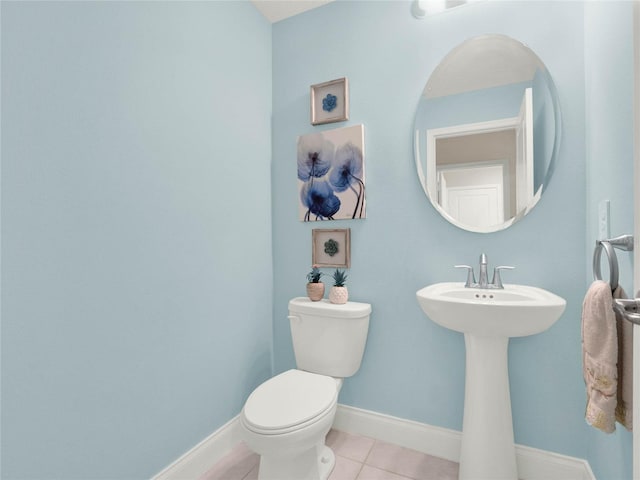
top-left (328, 455), bottom-right (363, 480)
top-left (365, 440), bottom-right (458, 480)
top-left (326, 429), bottom-right (376, 463)
top-left (198, 442), bottom-right (259, 480)
top-left (244, 463), bottom-right (259, 480)
top-left (356, 465), bottom-right (413, 480)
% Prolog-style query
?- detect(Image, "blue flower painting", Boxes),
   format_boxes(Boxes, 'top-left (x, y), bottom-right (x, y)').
top-left (297, 133), bottom-right (334, 182)
top-left (297, 125), bottom-right (366, 221)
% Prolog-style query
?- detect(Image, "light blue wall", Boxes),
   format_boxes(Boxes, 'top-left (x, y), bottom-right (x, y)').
top-left (2, 1), bottom-right (635, 479)
top-left (273, 0), bottom-right (592, 464)
top-left (1, 2), bottom-right (272, 478)
top-left (584, 2), bottom-right (635, 479)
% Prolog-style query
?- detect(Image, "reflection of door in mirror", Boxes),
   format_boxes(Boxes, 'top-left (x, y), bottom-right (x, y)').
top-left (427, 87), bottom-right (534, 229)
top-left (516, 88), bottom-right (534, 212)
top-left (438, 164), bottom-right (505, 228)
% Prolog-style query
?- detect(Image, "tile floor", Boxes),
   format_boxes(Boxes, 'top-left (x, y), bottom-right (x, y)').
top-left (199, 429), bottom-right (459, 480)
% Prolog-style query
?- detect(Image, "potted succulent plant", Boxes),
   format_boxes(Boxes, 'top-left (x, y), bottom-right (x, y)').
top-left (306, 266), bottom-right (325, 301)
top-left (329, 269), bottom-right (348, 304)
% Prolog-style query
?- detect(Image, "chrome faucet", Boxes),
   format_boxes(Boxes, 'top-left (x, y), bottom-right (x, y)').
top-left (477, 253), bottom-right (489, 288)
top-left (455, 254), bottom-right (514, 289)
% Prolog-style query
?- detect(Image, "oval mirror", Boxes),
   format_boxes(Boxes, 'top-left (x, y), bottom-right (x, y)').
top-left (414, 34), bottom-right (561, 233)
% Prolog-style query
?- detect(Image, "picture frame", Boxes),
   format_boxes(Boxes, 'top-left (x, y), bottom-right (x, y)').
top-left (312, 228), bottom-right (351, 268)
top-left (298, 124), bottom-right (366, 221)
top-left (310, 77), bottom-right (349, 126)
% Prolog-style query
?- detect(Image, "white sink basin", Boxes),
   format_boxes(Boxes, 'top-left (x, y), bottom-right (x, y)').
top-left (416, 282), bottom-right (566, 479)
top-left (416, 282), bottom-right (566, 337)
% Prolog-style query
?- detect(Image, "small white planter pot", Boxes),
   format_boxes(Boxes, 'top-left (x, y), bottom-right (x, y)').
top-left (329, 286), bottom-right (348, 304)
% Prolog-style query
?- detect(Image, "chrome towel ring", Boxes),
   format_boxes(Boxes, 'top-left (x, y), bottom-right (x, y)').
top-left (593, 241), bottom-right (619, 290)
top-left (592, 234), bottom-right (634, 291)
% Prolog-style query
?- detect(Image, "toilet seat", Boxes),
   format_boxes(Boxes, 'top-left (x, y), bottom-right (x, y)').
top-left (242, 369), bottom-right (337, 435)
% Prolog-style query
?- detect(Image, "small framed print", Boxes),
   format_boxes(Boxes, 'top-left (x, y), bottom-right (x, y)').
top-left (312, 228), bottom-right (351, 268)
top-left (310, 77), bottom-right (349, 126)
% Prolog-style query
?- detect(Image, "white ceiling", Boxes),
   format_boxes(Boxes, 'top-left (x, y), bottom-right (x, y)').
top-left (250, 0), bottom-right (336, 23)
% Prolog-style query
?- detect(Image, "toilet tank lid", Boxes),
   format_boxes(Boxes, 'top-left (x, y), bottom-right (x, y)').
top-left (289, 297), bottom-right (371, 318)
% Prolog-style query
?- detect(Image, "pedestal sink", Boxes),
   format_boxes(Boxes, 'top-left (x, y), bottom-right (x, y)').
top-left (416, 282), bottom-right (566, 480)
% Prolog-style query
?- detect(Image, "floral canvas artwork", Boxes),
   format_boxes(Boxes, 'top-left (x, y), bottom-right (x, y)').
top-left (297, 125), bottom-right (366, 221)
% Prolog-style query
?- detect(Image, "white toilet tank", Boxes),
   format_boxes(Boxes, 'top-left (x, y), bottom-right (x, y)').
top-left (288, 297), bottom-right (371, 378)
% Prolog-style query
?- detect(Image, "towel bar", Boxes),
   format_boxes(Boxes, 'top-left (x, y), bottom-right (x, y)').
top-left (592, 234), bottom-right (634, 291)
top-left (614, 299), bottom-right (640, 325)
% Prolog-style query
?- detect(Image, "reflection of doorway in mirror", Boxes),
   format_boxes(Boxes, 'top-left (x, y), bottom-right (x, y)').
top-left (426, 87), bottom-right (534, 227)
top-left (438, 165), bottom-right (505, 228)
top-left (516, 87), bottom-right (534, 212)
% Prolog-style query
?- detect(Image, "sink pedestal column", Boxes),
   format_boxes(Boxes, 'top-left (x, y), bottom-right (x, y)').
top-left (459, 334), bottom-right (518, 480)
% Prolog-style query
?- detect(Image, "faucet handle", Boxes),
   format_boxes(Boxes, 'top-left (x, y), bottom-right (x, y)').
top-left (455, 265), bottom-right (476, 288)
top-left (492, 266), bottom-right (515, 289)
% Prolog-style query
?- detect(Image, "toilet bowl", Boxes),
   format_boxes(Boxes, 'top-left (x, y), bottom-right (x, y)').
top-left (240, 369), bottom-right (343, 480)
top-left (239, 298), bottom-right (371, 480)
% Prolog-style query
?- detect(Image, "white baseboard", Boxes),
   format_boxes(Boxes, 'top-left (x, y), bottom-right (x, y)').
top-left (333, 404), bottom-right (462, 462)
top-left (152, 404), bottom-right (595, 480)
top-left (152, 415), bottom-right (241, 480)
top-left (334, 404), bottom-right (595, 480)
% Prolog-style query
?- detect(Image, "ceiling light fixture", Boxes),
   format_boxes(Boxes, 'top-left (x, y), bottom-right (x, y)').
top-left (411, 0), bottom-right (482, 19)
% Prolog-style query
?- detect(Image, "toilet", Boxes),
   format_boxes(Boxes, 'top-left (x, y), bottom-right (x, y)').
top-left (240, 297), bottom-right (372, 480)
